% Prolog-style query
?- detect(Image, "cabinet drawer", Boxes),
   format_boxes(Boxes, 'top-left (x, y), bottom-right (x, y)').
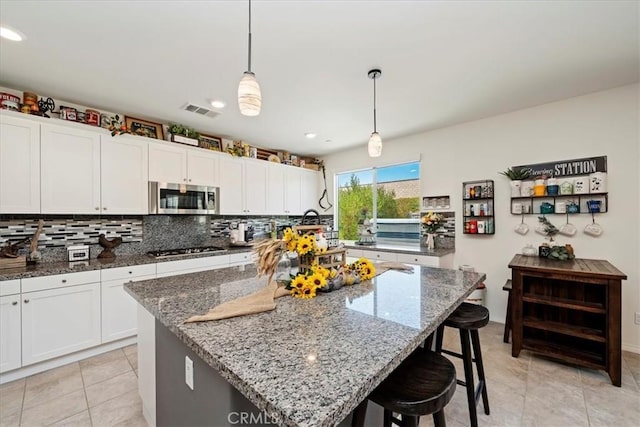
top-left (156, 255), bottom-right (230, 275)
top-left (22, 270), bottom-right (101, 293)
top-left (362, 250), bottom-right (397, 262)
top-left (229, 252), bottom-right (253, 266)
top-left (101, 263), bottom-right (156, 281)
top-left (0, 279), bottom-right (20, 296)
top-left (396, 253), bottom-right (440, 267)
top-left (346, 249), bottom-right (364, 258)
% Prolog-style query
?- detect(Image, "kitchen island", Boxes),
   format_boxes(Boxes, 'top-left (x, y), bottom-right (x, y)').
top-left (125, 263), bottom-right (485, 426)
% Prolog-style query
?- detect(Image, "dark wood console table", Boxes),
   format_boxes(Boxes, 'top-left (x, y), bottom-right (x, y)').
top-left (508, 254), bottom-right (627, 386)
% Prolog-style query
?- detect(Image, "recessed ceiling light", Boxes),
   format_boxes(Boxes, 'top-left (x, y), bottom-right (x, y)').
top-left (304, 132), bottom-right (317, 139)
top-left (0, 26), bottom-right (25, 42)
top-left (210, 100), bottom-right (226, 109)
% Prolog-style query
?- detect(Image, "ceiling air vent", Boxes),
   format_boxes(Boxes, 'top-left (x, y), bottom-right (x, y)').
top-left (181, 103), bottom-right (220, 119)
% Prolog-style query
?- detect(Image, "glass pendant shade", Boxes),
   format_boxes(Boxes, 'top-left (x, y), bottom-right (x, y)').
top-left (368, 132), bottom-right (382, 157)
top-left (238, 71), bottom-right (262, 116)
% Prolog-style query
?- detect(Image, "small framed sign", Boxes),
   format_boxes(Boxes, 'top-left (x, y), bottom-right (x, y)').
top-left (199, 134), bottom-right (222, 151)
top-left (125, 116), bottom-right (164, 140)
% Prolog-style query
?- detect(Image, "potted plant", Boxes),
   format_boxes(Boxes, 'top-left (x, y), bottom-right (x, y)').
top-left (499, 168), bottom-right (532, 197)
top-left (167, 123), bottom-right (200, 147)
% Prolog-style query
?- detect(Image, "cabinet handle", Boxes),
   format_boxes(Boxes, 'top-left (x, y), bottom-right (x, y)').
top-left (95, 207), bottom-right (99, 211)
top-left (183, 178), bottom-right (187, 182)
top-left (128, 271), bottom-right (133, 274)
top-left (12, 301), bottom-right (17, 306)
top-left (62, 279), bottom-right (67, 283)
top-left (103, 207), bottom-right (107, 211)
top-left (188, 179), bottom-right (192, 182)
top-left (24, 299), bottom-right (30, 304)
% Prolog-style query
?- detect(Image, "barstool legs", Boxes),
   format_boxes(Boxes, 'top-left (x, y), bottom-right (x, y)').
top-left (471, 330), bottom-right (490, 416)
top-left (433, 410), bottom-right (446, 427)
top-left (460, 330), bottom-right (479, 427)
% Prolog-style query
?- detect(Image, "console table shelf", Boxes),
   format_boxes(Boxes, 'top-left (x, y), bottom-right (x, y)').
top-left (508, 254), bottom-right (626, 386)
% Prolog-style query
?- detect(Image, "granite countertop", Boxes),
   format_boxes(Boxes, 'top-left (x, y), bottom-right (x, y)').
top-left (0, 246), bottom-right (255, 281)
top-left (125, 264), bottom-right (485, 427)
top-left (341, 240), bottom-right (455, 257)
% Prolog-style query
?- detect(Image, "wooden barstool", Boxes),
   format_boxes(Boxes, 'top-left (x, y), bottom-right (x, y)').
top-left (435, 302), bottom-right (490, 427)
top-left (502, 279), bottom-right (513, 343)
top-left (359, 351), bottom-right (456, 427)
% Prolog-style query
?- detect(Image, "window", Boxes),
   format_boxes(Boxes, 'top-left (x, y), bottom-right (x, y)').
top-left (336, 161), bottom-right (420, 243)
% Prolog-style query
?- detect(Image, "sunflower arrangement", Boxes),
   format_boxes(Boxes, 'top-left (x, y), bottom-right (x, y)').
top-left (278, 227), bottom-right (375, 298)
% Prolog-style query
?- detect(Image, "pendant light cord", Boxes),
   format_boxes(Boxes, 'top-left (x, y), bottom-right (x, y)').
top-left (248, 0), bottom-right (252, 73)
top-left (373, 76), bottom-right (377, 132)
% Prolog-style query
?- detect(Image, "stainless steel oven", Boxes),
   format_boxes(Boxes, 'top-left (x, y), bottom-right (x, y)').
top-left (149, 182), bottom-right (219, 214)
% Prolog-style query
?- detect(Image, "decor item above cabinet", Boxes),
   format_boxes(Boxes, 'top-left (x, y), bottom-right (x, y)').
top-left (462, 180), bottom-right (495, 235)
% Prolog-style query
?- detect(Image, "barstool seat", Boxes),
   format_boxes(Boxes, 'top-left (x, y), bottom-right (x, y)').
top-left (368, 351), bottom-right (456, 427)
top-left (436, 302), bottom-right (490, 427)
top-left (444, 301), bottom-right (490, 330)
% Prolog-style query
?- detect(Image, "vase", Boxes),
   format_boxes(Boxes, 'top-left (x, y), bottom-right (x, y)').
top-left (425, 233), bottom-right (436, 251)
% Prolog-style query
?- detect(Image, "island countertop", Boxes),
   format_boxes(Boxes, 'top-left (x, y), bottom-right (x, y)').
top-left (125, 264), bottom-right (485, 427)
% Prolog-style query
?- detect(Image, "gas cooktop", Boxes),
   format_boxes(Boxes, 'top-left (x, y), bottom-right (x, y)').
top-left (147, 246), bottom-right (227, 259)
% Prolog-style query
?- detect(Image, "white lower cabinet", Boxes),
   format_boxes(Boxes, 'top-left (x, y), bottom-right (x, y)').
top-left (156, 255), bottom-right (230, 277)
top-left (0, 295), bottom-right (22, 374)
top-left (21, 283), bottom-right (101, 366)
top-left (348, 248), bottom-right (453, 268)
top-left (101, 264), bottom-right (156, 343)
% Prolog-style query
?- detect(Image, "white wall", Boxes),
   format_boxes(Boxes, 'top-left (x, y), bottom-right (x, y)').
top-left (322, 84), bottom-right (640, 352)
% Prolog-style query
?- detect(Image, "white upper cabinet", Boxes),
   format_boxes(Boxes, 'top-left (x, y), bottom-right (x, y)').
top-left (148, 142), bottom-right (188, 184)
top-left (219, 157), bottom-right (267, 215)
top-left (0, 114), bottom-right (41, 213)
top-left (243, 159), bottom-right (268, 214)
top-left (300, 168), bottom-right (320, 213)
top-left (187, 150), bottom-right (219, 187)
top-left (101, 135), bottom-right (149, 214)
top-left (148, 141), bottom-right (219, 187)
top-left (266, 162), bottom-right (285, 214)
top-left (264, 162), bottom-right (319, 215)
top-left (41, 123), bottom-right (101, 214)
top-left (218, 156), bottom-right (244, 214)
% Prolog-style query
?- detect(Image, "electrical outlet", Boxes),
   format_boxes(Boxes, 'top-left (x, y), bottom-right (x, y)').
top-left (635, 312), bottom-right (640, 326)
top-left (185, 356), bottom-right (194, 390)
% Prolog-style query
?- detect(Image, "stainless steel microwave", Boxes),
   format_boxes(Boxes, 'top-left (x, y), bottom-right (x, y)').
top-left (149, 182), bottom-right (219, 215)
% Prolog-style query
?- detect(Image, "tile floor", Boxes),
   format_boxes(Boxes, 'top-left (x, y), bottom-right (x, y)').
top-left (0, 322), bottom-right (638, 426)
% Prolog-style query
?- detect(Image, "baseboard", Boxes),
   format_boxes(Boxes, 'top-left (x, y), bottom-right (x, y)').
top-left (622, 342), bottom-right (640, 354)
top-left (0, 336), bottom-right (137, 385)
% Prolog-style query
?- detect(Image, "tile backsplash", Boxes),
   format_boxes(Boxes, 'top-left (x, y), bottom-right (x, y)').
top-left (0, 214), bottom-right (335, 262)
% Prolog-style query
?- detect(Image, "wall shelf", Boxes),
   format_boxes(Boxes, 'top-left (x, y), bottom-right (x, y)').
top-left (462, 180), bottom-right (494, 234)
top-left (510, 193), bottom-right (608, 215)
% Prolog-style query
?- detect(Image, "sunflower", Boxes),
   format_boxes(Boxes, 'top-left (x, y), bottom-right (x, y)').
top-left (283, 227), bottom-right (296, 243)
top-left (290, 288), bottom-right (303, 298)
top-left (312, 265), bottom-right (330, 279)
top-left (359, 260), bottom-right (376, 280)
top-left (309, 272), bottom-right (327, 289)
top-left (293, 281), bottom-right (318, 299)
top-left (297, 235), bottom-right (315, 255)
top-left (290, 275), bottom-right (307, 290)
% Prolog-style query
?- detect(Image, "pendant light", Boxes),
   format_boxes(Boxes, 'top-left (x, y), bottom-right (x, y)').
top-left (238, 0), bottom-right (261, 116)
top-left (368, 69), bottom-right (382, 157)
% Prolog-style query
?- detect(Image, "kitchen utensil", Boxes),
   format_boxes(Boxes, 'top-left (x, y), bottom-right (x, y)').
top-left (515, 215), bottom-right (529, 235)
top-left (584, 214), bottom-right (603, 237)
top-left (29, 219), bottom-right (44, 261)
top-left (559, 213), bottom-right (577, 236)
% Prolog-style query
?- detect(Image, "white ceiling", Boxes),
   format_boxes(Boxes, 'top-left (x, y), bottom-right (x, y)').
top-left (0, 1), bottom-right (638, 157)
